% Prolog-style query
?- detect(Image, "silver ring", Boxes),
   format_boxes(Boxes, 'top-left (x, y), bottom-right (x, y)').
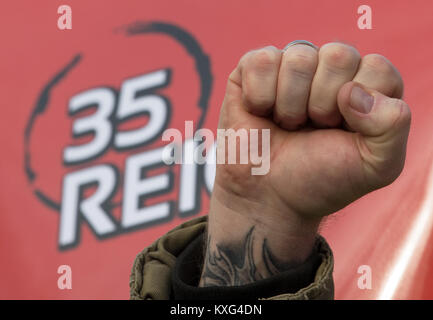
top-left (283, 40), bottom-right (317, 51)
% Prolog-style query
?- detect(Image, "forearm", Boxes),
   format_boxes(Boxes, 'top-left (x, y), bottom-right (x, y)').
top-left (199, 183), bottom-right (322, 287)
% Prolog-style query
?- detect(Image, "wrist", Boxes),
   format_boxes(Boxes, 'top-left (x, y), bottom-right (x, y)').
top-left (199, 182), bottom-right (322, 287)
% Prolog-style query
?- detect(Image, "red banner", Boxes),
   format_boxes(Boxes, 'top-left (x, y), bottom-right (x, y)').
top-left (1, 0), bottom-right (433, 299)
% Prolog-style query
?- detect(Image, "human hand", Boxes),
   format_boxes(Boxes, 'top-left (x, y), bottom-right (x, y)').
top-left (200, 42), bottom-right (410, 286)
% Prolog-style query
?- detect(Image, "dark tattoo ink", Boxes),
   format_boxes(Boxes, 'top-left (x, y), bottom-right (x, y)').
top-left (200, 226), bottom-right (292, 287)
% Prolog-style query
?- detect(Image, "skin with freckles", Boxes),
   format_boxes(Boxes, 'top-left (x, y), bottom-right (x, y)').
top-left (199, 42), bottom-right (411, 287)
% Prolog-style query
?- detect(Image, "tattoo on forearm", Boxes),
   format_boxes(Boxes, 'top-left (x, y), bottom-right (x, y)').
top-left (200, 226), bottom-right (292, 287)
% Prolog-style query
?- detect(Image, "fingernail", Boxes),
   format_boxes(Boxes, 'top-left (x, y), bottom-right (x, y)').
top-left (350, 85), bottom-right (374, 114)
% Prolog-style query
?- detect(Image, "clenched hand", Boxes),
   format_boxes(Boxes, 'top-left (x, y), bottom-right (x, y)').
top-left (200, 42), bottom-right (411, 287)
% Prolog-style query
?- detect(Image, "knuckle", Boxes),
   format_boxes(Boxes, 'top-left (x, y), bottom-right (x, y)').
top-left (274, 111), bottom-right (307, 130)
top-left (283, 46), bottom-right (318, 79)
top-left (361, 54), bottom-right (404, 98)
top-left (249, 46), bottom-right (281, 73)
top-left (276, 107), bottom-right (306, 120)
top-left (308, 105), bottom-right (342, 127)
top-left (362, 54), bottom-right (397, 77)
top-left (378, 101), bottom-right (411, 186)
top-left (379, 98), bottom-right (411, 134)
top-left (320, 43), bottom-right (361, 70)
top-left (240, 47), bottom-right (280, 110)
top-left (393, 99), bottom-right (411, 127)
top-left (244, 91), bottom-right (274, 110)
top-left (309, 104), bottom-right (330, 116)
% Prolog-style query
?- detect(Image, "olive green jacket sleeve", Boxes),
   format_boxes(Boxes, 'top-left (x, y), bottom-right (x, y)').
top-left (130, 216), bottom-right (334, 300)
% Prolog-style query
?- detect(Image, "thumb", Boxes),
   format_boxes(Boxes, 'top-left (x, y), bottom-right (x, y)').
top-left (338, 81), bottom-right (411, 187)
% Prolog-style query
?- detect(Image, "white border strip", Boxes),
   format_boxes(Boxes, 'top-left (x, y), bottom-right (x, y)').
top-left (378, 164), bottom-right (433, 299)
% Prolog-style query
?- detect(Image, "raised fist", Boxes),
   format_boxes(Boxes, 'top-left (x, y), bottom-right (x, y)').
top-left (213, 42), bottom-right (410, 221)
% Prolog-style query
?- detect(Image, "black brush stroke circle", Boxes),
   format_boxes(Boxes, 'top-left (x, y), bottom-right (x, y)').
top-left (24, 21), bottom-right (213, 211)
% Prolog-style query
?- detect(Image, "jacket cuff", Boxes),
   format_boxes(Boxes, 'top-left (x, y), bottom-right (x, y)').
top-left (172, 232), bottom-right (323, 300)
top-left (130, 216), bottom-right (334, 300)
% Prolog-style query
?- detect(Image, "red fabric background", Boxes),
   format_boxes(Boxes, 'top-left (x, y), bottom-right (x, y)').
top-left (1, 0), bottom-right (433, 299)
